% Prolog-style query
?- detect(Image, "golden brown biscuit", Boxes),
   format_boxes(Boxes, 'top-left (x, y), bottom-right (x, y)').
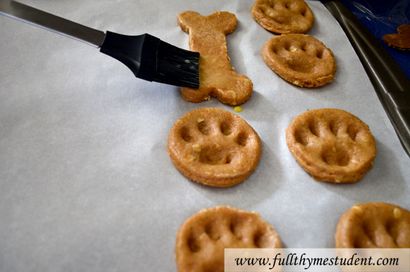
top-left (286, 109), bottom-right (376, 183)
top-left (168, 108), bottom-right (261, 187)
top-left (383, 24), bottom-right (410, 50)
top-left (262, 34), bottom-right (336, 87)
top-left (176, 206), bottom-right (282, 272)
top-left (178, 11), bottom-right (253, 106)
top-left (335, 202), bottom-right (410, 248)
top-left (252, 0), bottom-right (314, 34)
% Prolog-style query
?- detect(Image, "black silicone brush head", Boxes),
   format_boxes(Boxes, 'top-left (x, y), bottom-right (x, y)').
top-left (154, 41), bottom-right (200, 88)
top-left (100, 32), bottom-right (200, 88)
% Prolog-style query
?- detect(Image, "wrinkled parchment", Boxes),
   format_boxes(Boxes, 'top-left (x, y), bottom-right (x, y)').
top-left (0, 1), bottom-right (409, 271)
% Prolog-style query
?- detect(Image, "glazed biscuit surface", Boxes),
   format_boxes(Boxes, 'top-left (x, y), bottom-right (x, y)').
top-left (335, 203), bottom-right (410, 248)
top-left (263, 34), bottom-right (336, 87)
top-left (178, 11), bottom-right (253, 106)
top-left (252, 0), bottom-right (314, 34)
top-left (176, 206), bottom-right (282, 272)
top-left (286, 108), bottom-right (376, 183)
top-left (168, 108), bottom-right (261, 187)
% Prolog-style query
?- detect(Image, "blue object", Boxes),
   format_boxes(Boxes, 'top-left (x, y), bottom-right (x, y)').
top-left (339, 0), bottom-right (410, 79)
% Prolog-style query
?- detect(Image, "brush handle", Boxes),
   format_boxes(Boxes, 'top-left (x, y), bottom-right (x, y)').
top-left (0, 0), bottom-right (200, 88)
top-left (0, 0), bottom-right (105, 47)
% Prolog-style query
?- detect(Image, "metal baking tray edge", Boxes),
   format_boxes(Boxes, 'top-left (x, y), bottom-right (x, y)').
top-left (321, 0), bottom-right (410, 158)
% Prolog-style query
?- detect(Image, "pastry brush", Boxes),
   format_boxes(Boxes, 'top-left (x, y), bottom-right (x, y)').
top-left (0, 0), bottom-right (200, 88)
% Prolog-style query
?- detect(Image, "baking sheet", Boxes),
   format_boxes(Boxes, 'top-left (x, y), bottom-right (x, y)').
top-left (0, 0), bottom-right (409, 271)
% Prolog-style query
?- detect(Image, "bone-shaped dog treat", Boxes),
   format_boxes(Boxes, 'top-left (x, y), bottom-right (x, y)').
top-left (178, 11), bottom-right (253, 106)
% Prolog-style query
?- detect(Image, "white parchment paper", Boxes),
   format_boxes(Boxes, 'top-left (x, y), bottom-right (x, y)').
top-left (0, 0), bottom-right (409, 271)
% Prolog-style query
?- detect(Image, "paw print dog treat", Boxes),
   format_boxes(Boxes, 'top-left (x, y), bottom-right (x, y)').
top-left (286, 109), bottom-right (376, 183)
top-left (383, 24), bottom-right (410, 50)
top-left (176, 206), bottom-right (282, 272)
top-left (336, 203), bottom-right (410, 248)
top-left (168, 108), bottom-right (261, 187)
top-left (262, 34), bottom-right (336, 87)
top-left (252, 0), bottom-right (314, 34)
top-left (178, 11), bottom-right (253, 106)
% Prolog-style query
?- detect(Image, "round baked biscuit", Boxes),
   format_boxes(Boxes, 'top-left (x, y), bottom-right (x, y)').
top-left (262, 34), bottom-right (336, 88)
top-left (335, 203), bottom-right (410, 248)
top-left (252, 0), bottom-right (314, 34)
top-left (176, 206), bottom-right (282, 272)
top-left (286, 108), bottom-right (376, 183)
top-left (168, 108), bottom-right (261, 187)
